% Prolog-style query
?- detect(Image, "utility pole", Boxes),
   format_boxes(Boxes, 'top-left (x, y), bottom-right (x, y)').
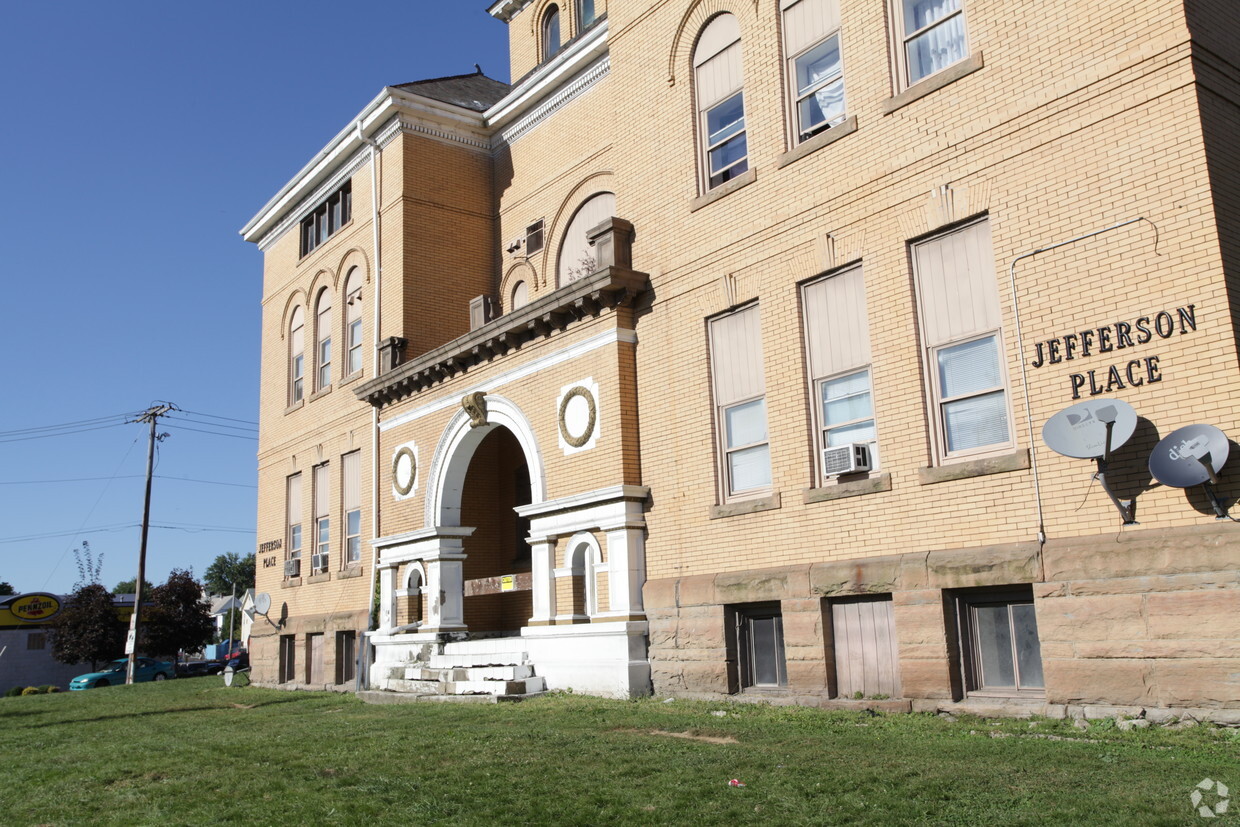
top-left (126, 402), bottom-right (176, 685)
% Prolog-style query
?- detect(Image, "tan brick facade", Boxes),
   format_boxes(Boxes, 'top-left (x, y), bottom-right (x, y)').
top-left (243, 0), bottom-right (1240, 713)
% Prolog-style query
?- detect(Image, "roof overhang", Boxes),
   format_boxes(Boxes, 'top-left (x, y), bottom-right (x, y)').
top-left (487, 0), bottom-right (534, 22)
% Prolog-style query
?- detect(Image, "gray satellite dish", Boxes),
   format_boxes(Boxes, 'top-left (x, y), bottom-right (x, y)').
top-left (254, 592), bottom-right (272, 616)
top-left (1149, 424), bottom-right (1230, 488)
top-left (1042, 398), bottom-right (1138, 459)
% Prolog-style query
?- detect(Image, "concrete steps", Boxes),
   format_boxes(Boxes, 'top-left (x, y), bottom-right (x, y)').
top-left (364, 636), bottom-right (545, 703)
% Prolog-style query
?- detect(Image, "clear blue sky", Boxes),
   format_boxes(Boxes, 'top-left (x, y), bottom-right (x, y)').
top-left (0, 2), bottom-right (510, 596)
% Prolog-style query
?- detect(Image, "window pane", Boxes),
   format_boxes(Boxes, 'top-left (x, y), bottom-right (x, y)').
top-left (347, 509), bottom-right (361, 536)
top-left (725, 398), bottom-right (767, 448)
top-left (821, 371), bottom-right (872, 426)
top-left (290, 524), bottom-right (302, 553)
top-left (749, 615), bottom-right (781, 685)
top-left (729, 444), bottom-right (771, 492)
top-left (347, 536), bottom-right (360, 564)
top-left (906, 12), bottom-right (966, 83)
top-left (974, 604), bottom-right (1016, 689)
top-left (796, 36), bottom-right (842, 97)
top-left (943, 390), bottom-right (1008, 452)
top-left (826, 420), bottom-right (876, 447)
top-left (579, 0), bottom-right (595, 26)
top-left (706, 92), bottom-right (746, 147)
top-left (798, 78), bottom-right (845, 136)
top-left (903, 0), bottom-right (961, 35)
top-left (544, 10), bottom-right (560, 58)
top-left (1011, 603), bottom-right (1045, 689)
top-left (937, 336), bottom-right (1000, 399)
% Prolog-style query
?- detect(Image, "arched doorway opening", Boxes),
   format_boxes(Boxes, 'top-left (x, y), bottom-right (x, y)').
top-left (460, 426), bottom-right (533, 633)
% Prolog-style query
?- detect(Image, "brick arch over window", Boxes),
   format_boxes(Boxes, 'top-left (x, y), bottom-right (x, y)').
top-left (279, 290), bottom-right (309, 342)
top-left (666, 0), bottom-right (758, 87)
top-left (542, 171), bottom-right (615, 287)
top-left (501, 260), bottom-right (538, 312)
top-left (333, 247), bottom-right (372, 288)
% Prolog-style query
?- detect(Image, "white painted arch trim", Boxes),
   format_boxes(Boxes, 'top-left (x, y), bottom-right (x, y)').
top-left (424, 393), bottom-right (547, 528)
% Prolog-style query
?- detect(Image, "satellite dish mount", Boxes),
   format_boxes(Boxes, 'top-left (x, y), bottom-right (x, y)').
top-left (1149, 424), bottom-right (1232, 519)
top-left (1042, 399), bottom-right (1138, 525)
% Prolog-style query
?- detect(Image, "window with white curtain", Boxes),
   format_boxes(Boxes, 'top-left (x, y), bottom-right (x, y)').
top-left (710, 304), bottom-right (770, 499)
top-left (912, 219), bottom-right (1011, 461)
top-left (315, 288), bottom-right (332, 391)
top-left (893, 0), bottom-right (968, 87)
top-left (289, 306), bottom-right (305, 405)
top-left (781, 0), bottom-right (846, 143)
top-left (694, 14), bottom-right (748, 191)
top-left (802, 266), bottom-right (878, 482)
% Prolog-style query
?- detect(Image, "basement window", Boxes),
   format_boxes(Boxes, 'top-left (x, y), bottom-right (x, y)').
top-left (953, 585), bottom-right (1044, 697)
top-left (731, 602), bottom-right (787, 690)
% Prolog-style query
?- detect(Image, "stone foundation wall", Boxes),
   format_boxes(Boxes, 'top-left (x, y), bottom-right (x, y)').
top-left (645, 523), bottom-right (1240, 711)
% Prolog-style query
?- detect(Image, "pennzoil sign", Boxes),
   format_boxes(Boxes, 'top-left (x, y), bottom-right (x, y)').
top-left (11, 593), bottom-right (61, 622)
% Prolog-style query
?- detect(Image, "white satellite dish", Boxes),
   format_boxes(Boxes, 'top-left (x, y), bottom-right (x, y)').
top-left (1042, 398), bottom-right (1137, 459)
top-left (254, 592), bottom-right (272, 616)
top-left (1149, 424), bottom-right (1230, 489)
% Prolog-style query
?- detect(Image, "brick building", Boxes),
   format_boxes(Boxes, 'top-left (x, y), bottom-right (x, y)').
top-left (242, 0), bottom-right (1240, 715)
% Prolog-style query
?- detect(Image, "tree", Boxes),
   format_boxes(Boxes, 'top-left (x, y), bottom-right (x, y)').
top-left (203, 552), bottom-right (255, 596)
top-left (0, 582), bottom-right (14, 596)
top-left (113, 578), bottom-right (155, 595)
top-left (47, 584), bottom-right (124, 670)
top-left (139, 569), bottom-right (214, 659)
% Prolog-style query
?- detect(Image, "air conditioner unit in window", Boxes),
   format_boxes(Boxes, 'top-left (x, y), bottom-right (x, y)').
top-left (284, 558), bottom-right (301, 578)
top-left (822, 443), bottom-right (872, 477)
top-left (311, 553), bottom-right (327, 573)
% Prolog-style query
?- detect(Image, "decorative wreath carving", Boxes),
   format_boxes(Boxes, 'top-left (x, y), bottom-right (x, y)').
top-left (392, 446), bottom-right (417, 496)
top-left (558, 385), bottom-right (597, 448)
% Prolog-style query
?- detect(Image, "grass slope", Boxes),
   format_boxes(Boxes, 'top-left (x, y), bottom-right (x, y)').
top-left (2, 680), bottom-right (1237, 825)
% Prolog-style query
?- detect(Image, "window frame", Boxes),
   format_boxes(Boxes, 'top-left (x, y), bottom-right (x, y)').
top-left (953, 586), bottom-right (1045, 698)
top-left (313, 463), bottom-right (330, 574)
top-left (542, 5), bottom-right (562, 62)
top-left (576, 0), bottom-right (596, 29)
top-left (709, 304), bottom-right (771, 503)
top-left (731, 602), bottom-right (788, 690)
top-left (299, 181), bottom-right (352, 258)
top-left (890, 0), bottom-right (969, 90)
top-left (342, 450), bottom-right (362, 568)
top-left (289, 306), bottom-right (305, 406)
top-left (286, 473), bottom-right (303, 578)
top-left (315, 289), bottom-right (332, 392)
top-left (780, 0), bottom-right (847, 146)
top-left (344, 272), bottom-right (363, 378)
top-left (910, 218), bottom-right (1014, 464)
top-left (693, 14), bottom-right (748, 194)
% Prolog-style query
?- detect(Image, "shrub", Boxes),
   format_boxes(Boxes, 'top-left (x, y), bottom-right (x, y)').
top-left (4, 686), bottom-right (23, 698)
top-left (37, 685), bottom-right (56, 694)
top-left (21, 687), bottom-right (40, 696)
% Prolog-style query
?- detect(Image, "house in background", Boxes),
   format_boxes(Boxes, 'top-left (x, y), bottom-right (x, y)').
top-left (242, 0), bottom-right (1240, 718)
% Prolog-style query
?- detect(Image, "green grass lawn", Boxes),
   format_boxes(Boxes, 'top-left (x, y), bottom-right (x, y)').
top-left (2, 680), bottom-right (1237, 825)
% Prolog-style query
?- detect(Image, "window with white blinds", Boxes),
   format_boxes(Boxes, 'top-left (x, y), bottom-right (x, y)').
top-left (287, 473), bottom-right (303, 566)
top-left (912, 219), bottom-right (1011, 459)
top-left (710, 304), bottom-right (770, 498)
top-left (802, 266), bottom-right (877, 478)
top-left (314, 464), bottom-right (330, 571)
top-left (781, 0), bottom-right (846, 143)
top-left (694, 14), bottom-right (748, 191)
top-left (289, 306), bottom-right (305, 405)
top-left (342, 451), bottom-right (361, 566)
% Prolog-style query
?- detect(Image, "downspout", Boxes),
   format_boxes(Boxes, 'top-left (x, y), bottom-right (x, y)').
top-left (1006, 217), bottom-right (1158, 569)
top-left (357, 118), bottom-right (382, 691)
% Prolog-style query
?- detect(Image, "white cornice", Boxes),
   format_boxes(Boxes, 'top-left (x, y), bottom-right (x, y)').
top-left (499, 55), bottom-right (610, 146)
top-left (487, 0), bottom-right (534, 21)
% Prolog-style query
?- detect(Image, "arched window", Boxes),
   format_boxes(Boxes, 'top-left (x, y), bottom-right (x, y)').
top-left (694, 14), bottom-right (747, 191)
top-left (315, 288), bottom-right (332, 391)
top-left (557, 192), bottom-right (616, 286)
top-left (577, 0), bottom-right (596, 28)
top-left (542, 5), bottom-right (562, 61)
top-left (344, 268), bottom-right (363, 376)
top-left (289, 306), bottom-right (305, 405)
top-left (511, 279), bottom-right (529, 311)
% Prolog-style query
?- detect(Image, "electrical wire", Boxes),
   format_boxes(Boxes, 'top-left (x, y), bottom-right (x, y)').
top-left (0, 411), bottom-right (142, 437)
top-left (178, 409), bottom-right (257, 426)
top-left (163, 424), bottom-right (258, 441)
top-left (0, 422), bottom-right (130, 444)
top-left (167, 415), bottom-right (258, 433)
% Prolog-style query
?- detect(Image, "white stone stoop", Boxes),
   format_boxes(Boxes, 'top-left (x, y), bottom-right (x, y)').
top-left (369, 636), bottom-right (546, 702)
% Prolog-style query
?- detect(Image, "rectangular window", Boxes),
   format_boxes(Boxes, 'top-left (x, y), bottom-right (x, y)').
top-left (314, 464), bottom-right (329, 573)
top-left (782, 0), bottom-right (845, 143)
top-left (299, 181), bottom-right (352, 258)
top-left (731, 603), bottom-right (787, 689)
top-left (287, 473), bottom-right (302, 577)
top-left (709, 305), bottom-right (770, 500)
top-left (694, 16), bottom-right (747, 191)
top-left (829, 595), bottom-right (900, 698)
top-left (279, 634), bottom-right (297, 683)
top-left (525, 220), bottom-right (545, 255)
top-left (27, 632), bottom-right (46, 650)
top-left (578, 0), bottom-right (596, 28)
top-left (912, 219), bottom-right (1011, 461)
top-left (335, 631), bottom-right (357, 685)
top-left (893, 0), bottom-right (968, 87)
top-left (953, 586), bottom-right (1044, 696)
top-left (802, 266), bottom-right (877, 482)
top-left (342, 451), bottom-right (361, 566)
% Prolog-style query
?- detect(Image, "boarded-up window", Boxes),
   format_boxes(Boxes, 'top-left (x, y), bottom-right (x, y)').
top-left (830, 595), bottom-right (901, 698)
top-left (695, 14), bottom-right (747, 190)
top-left (782, 0), bottom-right (845, 142)
top-left (342, 451), bottom-right (361, 565)
top-left (803, 267), bottom-right (877, 479)
top-left (912, 219), bottom-right (1010, 459)
top-left (557, 192), bottom-right (616, 286)
top-left (709, 305), bottom-right (769, 498)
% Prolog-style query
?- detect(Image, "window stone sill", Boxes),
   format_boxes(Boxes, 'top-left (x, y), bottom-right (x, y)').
top-left (690, 168), bottom-right (757, 213)
top-left (710, 491), bottom-right (781, 520)
top-left (338, 566), bottom-right (363, 580)
top-left (309, 386), bottom-right (332, 402)
top-left (918, 448), bottom-right (1029, 485)
top-left (281, 577), bottom-right (302, 589)
top-left (804, 472), bottom-right (891, 504)
top-left (284, 400), bottom-right (304, 415)
top-left (882, 51), bottom-right (984, 115)
top-left (776, 116), bottom-right (858, 170)
top-left (307, 572), bottom-right (332, 584)
top-left (340, 371), bottom-right (363, 388)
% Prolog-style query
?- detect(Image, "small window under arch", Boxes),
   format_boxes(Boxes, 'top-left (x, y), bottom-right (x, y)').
top-left (543, 5), bottom-right (562, 61)
top-left (511, 279), bottom-right (529, 311)
top-left (557, 191), bottom-right (616, 287)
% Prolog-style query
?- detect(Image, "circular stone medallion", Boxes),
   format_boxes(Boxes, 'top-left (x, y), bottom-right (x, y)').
top-left (559, 386), bottom-right (597, 448)
top-left (393, 446), bottom-right (417, 495)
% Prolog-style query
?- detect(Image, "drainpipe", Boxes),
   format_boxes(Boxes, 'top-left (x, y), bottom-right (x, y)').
top-left (357, 118), bottom-right (383, 690)
top-left (1006, 217), bottom-right (1157, 564)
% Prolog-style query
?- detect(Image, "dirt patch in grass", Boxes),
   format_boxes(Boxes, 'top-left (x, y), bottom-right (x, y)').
top-left (616, 727), bottom-right (739, 745)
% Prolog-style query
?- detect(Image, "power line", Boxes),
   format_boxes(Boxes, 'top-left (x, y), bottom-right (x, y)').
top-left (0, 422), bottom-right (129, 444)
top-left (163, 424), bottom-right (258, 441)
top-left (0, 411), bottom-right (142, 437)
top-left (0, 474), bottom-right (255, 488)
top-left (178, 409), bottom-right (258, 426)
top-left (167, 415), bottom-right (258, 433)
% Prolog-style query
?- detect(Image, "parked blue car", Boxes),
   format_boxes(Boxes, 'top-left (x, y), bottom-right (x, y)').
top-left (69, 657), bottom-right (175, 690)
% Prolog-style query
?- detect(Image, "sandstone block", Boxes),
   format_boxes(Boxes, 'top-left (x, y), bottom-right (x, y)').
top-left (715, 565), bottom-right (810, 604)
top-left (1146, 591), bottom-right (1240, 639)
top-left (676, 574), bottom-right (719, 607)
top-left (809, 554), bottom-right (904, 596)
top-left (643, 577), bottom-right (679, 609)
top-left (1150, 659), bottom-right (1240, 708)
top-left (923, 542), bottom-right (1041, 589)
top-left (1044, 658), bottom-right (1153, 706)
top-left (898, 658), bottom-right (955, 699)
top-left (1035, 594), bottom-right (1147, 642)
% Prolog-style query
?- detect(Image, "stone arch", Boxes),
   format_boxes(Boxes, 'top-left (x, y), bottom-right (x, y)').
top-left (501, 260), bottom-right (539, 310)
top-left (563, 531), bottom-right (602, 618)
top-left (396, 562), bottom-right (426, 628)
top-left (666, 0), bottom-right (758, 87)
top-left (424, 393), bottom-right (547, 529)
top-left (334, 247), bottom-right (371, 286)
top-left (279, 289), bottom-right (308, 341)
